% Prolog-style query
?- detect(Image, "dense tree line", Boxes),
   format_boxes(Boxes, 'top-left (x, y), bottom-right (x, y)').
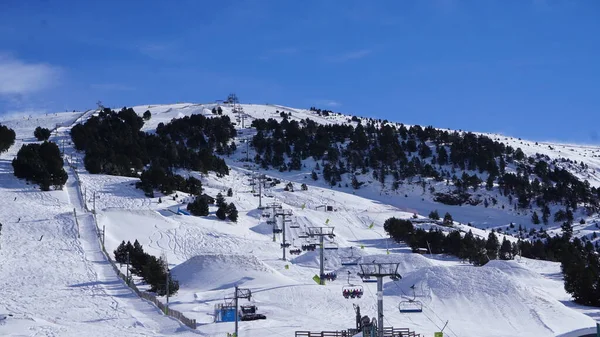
top-left (250, 117), bottom-right (600, 215)
top-left (71, 107), bottom-right (233, 193)
top-left (0, 124), bottom-right (16, 153)
top-left (136, 166), bottom-right (203, 197)
top-left (12, 141), bottom-right (68, 191)
top-left (114, 240), bottom-right (179, 296)
top-left (561, 237), bottom-right (600, 306)
top-left (384, 217), bottom-right (600, 306)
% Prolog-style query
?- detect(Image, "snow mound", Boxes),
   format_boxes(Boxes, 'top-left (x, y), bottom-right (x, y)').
top-left (172, 254), bottom-right (293, 291)
top-left (485, 260), bottom-right (543, 280)
top-left (386, 265), bottom-right (596, 337)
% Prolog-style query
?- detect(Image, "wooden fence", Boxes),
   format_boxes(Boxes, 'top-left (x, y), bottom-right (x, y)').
top-left (295, 327), bottom-right (420, 337)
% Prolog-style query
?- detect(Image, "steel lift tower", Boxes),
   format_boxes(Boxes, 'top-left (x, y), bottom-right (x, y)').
top-left (306, 226), bottom-right (336, 285)
top-left (357, 263), bottom-right (401, 337)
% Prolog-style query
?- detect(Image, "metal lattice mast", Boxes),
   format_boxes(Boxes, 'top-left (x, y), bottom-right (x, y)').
top-left (306, 226), bottom-right (335, 285)
top-left (357, 263), bottom-right (402, 337)
top-left (253, 173), bottom-right (266, 209)
top-left (275, 209), bottom-right (293, 261)
top-left (225, 286), bottom-right (252, 337)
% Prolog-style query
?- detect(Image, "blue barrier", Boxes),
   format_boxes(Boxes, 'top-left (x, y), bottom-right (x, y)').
top-left (177, 207), bottom-right (191, 216)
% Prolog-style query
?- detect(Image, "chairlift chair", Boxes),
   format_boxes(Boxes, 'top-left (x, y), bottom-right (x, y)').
top-left (342, 271), bottom-right (364, 299)
top-left (324, 242), bottom-right (339, 250)
top-left (298, 232), bottom-right (309, 239)
top-left (290, 222), bottom-right (300, 229)
top-left (341, 247), bottom-right (360, 266)
top-left (289, 248), bottom-right (302, 255)
top-left (273, 228), bottom-right (282, 234)
top-left (280, 242), bottom-right (291, 248)
top-left (398, 300), bottom-right (423, 313)
top-left (342, 285), bottom-right (364, 299)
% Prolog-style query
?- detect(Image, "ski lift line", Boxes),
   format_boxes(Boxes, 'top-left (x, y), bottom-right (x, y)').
top-left (419, 302), bottom-right (459, 337)
top-left (391, 281), bottom-right (459, 337)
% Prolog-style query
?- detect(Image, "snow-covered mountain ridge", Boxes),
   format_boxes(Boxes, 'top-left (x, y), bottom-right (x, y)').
top-left (0, 103), bottom-right (598, 337)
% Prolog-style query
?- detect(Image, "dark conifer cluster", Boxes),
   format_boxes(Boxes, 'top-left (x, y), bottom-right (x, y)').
top-left (34, 127), bottom-right (51, 141)
top-left (70, 107), bottom-right (234, 193)
top-left (12, 141), bottom-right (68, 191)
top-left (114, 240), bottom-right (179, 296)
top-left (250, 117), bottom-right (600, 214)
top-left (0, 124), bottom-right (16, 153)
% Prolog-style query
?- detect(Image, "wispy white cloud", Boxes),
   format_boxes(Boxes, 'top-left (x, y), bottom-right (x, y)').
top-left (327, 49), bottom-right (372, 62)
top-left (90, 83), bottom-right (135, 91)
top-left (0, 53), bottom-right (61, 96)
top-left (315, 99), bottom-right (342, 108)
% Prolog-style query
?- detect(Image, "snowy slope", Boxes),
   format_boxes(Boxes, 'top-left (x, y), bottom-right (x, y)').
top-left (0, 112), bottom-right (198, 337)
top-left (1, 103), bottom-right (599, 337)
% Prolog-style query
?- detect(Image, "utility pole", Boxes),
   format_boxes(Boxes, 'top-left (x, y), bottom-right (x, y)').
top-left (226, 286), bottom-right (252, 337)
top-left (306, 226), bottom-right (335, 285)
top-left (126, 251), bottom-right (130, 285)
top-left (275, 209), bottom-right (293, 261)
top-left (357, 263), bottom-right (402, 337)
top-left (267, 202), bottom-right (282, 242)
top-left (245, 139), bottom-right (250, 162)
top-left (253, 173), bottom-right (266, 209)
top-left (162, 253), bottom-right (170, 314)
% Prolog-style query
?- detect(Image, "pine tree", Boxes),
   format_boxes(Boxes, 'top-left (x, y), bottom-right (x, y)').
top-left (301, 183), bottom-right (308, 191)
top-left (311, 170), bottom-right (318, 181)
top-left (531, 211), bottom-right (540, 224)
top-left (499, 237), bottom-right (512, 260)
top-left (216, 205), bottom-right (227, 220)
top-left (226, 203), bottom-right (238, 222)
top-left (486, 175), bottom-right (494, 191)
top-left (130, 240), bottom-right (148, 276)
top-left (485, 232), bottom-right (500, 260)
top-left (227, 188), bottom-right (233, 197)
top-left (428, 210), bottom-right (440, 220)
top-left (351, 175), bottom-right (361, 189)
top-left (143, 110), bottom-right (152, 120)
top-left (443, 212), bottom-right (453, 226)
top-left (561, 221), bottom-right (573, 239)
top-left (113, 240), bottom-right (128, 264)
top-left (187, 196), bottom-right (209, 216)
top-left (216, 193), bottom-right (225, 208)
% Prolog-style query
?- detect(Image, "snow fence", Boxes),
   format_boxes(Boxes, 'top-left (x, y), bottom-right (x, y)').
top-left (69, 160), bottom-right (197, 330)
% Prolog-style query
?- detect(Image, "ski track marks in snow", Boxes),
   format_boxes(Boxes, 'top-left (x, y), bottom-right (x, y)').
top-left (2, 104), bottom-right (600, 337)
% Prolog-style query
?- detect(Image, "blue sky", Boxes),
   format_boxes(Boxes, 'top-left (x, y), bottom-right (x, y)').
top-left (0, 0), bottom-right (598, 143)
